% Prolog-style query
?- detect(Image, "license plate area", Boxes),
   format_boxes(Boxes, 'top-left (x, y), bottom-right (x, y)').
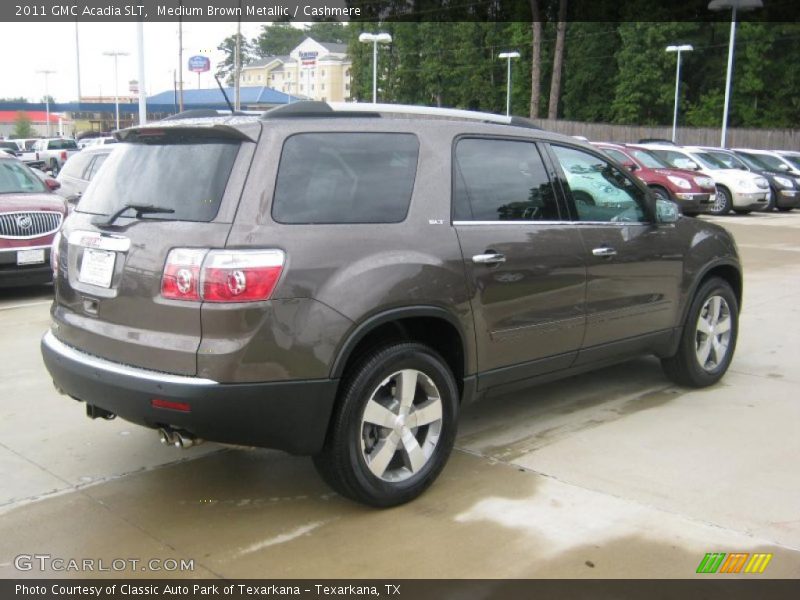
top-left (17, 248), bottom-right (45, 265)
top-left (79, 248), bottom-right (116, 288)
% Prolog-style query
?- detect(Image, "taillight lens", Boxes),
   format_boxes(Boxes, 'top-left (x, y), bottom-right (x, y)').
top-left (202, 250), bottom-right (284, 302)
top-left (161, 248), bottom-right (284, 303)
top-left (50, 231), bottom-right (62, 277)
top-left (161, 248), bottom-right (207, 301)
top-left (60, 151), bottom-right (67, 161)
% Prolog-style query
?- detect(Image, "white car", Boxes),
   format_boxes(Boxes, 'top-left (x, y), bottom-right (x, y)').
top-left (642, 144), bottom-right (770, 215)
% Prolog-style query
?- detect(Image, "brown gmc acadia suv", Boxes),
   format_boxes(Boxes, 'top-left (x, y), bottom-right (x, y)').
top-left (41, 102), bottom-right (742, 507)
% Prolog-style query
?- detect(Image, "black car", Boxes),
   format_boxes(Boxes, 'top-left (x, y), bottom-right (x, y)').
top-left (698, 147), bottom-right (800, 212)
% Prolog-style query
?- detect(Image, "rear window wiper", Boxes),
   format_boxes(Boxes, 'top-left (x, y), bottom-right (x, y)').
top-left (93, 204), bottom-right (176, 227)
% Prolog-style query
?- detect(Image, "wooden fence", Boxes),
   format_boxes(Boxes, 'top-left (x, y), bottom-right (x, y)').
top-left (529, 119), bottom-right (800, 150)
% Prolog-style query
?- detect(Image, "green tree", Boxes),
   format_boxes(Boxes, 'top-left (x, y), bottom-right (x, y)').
top-left (254, 23), bottom-right (305, 57)
top-left (216, 33), bottom-right (255, 85)
top-left (12, 112), bottom-right (34, 138)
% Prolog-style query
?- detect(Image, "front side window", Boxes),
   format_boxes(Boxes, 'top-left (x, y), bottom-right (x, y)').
top-left (707, 150), bottom-right (747, 170)
top-left (453, 138), bottom-right (559, 221)
top-left (273, 133), bottom-right (419, 224)
top-left (551, 145), bottom-right (647, 223)
top-left (0, 160), bottom-right (47, 194)
top-left (650, 149), bottom-right (699, 171)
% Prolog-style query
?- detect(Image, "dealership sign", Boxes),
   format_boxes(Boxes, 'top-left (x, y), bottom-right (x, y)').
top-left (188, 55), bottom-right (210, 73)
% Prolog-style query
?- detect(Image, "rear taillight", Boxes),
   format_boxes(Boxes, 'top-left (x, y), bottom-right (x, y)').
top-left (161, 249), bottom-right (284, 303)
top-left (60, 151), bottom-right (67, 161)
top-left (161, 248), bottom-right (207, 301)
top-left (50, 231), bottom-right (62, 277)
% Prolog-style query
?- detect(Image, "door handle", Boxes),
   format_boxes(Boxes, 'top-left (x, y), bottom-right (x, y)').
top-left (472, 252), bottom-right (506, 265)
top-left (592, 246), bottom-right (617, 257)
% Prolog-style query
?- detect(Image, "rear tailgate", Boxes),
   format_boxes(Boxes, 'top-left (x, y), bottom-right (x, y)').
top-left (50, 122), bottom-right (259, 376)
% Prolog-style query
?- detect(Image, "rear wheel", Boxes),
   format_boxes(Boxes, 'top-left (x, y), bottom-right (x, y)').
top-left (777, 206), bottom-right (794, 212)
top-left (661, 277), bottom-right (738, 388)
top-left (710, 186), bottom-right (732, 215)
top-left (313, 342), bottom-right (459, 507)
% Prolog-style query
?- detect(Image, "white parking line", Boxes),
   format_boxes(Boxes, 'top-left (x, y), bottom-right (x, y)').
top-left (0, 300), bottom-right (52, 311)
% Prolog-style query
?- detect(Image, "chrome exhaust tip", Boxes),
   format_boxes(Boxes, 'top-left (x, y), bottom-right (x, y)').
top-left (159, 428), bottom-right (174, 446)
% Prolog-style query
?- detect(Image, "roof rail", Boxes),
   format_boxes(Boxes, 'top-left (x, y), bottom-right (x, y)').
top-left (261, 101), bottom-right (380, 120)
top-left (260, 101), bottom-right (540, 130)
top-left (162, 108), bottom-right (260, 121)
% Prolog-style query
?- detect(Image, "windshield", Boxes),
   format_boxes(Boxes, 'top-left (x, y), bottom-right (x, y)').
top-left (690, 151), bottom-right (729, 170)
top-left (76, 139), bottom-right (239, 221)
top-left (628, 148), bottom-right (669, 169)
top-left (778, 153), bottom-right (800, 170)
top-left (735, 152), bottom-right (771, 171)
top-left (742, 152), bottom-right (788, 171)
top-left (707, 151), bottom-right (747, 170)
top-left (0, 159), bottom-right (48, 194)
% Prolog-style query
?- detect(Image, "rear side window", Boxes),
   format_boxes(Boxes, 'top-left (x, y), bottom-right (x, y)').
top-left (272, 133), bottom-right (419, 224)
top-left (76, 140), bottom-right (239, 222)
top-left (59, 151), bottom-right (93, 179)
top-left (453, 138), bottom-right (559, 221)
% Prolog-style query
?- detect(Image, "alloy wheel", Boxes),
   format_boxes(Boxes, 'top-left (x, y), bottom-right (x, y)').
top-left (695, 295), bottom-right (732, 371)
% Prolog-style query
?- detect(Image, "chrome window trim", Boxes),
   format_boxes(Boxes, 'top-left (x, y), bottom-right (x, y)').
top-left (42, 331), bottom-right (218, 386)
top-left (452, 220), bottom-right (652, 226)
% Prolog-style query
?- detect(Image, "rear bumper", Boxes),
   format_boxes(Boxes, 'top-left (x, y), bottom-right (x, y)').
top-left (41, 331), bottom-right (338, 455)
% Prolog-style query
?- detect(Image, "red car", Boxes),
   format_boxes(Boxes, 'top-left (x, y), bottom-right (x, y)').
top-left (593, 142), bottom-right (716, 215)
top-left (0, 155), bottom-right (67, 287)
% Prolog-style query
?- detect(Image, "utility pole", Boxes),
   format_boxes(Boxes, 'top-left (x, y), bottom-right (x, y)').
top-left (137, 22), bottom-right (147, 125)
top-left (74, 23), bottom-right (82, 101)
top-left (103, 51), bottom-right (129, 130)
top-left (234, 5), bottom-right (241, 111)
top-left (36, 70), bottom-right (56, 137)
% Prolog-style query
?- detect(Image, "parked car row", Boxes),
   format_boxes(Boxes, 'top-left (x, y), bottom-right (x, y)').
top-left (588, 140), bottom-right (799, 216)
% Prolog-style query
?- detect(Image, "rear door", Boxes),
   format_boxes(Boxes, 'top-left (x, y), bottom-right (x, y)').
top-left (52, 126), bottom-right (258, 376)
top-left (453, 136), bottom-right (586, 387)
top-left (546, 143), bottom-right (684, 362)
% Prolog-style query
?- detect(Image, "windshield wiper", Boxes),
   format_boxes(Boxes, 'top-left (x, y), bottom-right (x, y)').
top-left (93, 204), bottom-right (175, 227)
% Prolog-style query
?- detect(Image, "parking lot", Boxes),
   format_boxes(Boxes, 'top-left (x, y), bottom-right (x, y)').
top-left (1, 211), bottom-right (799, 579)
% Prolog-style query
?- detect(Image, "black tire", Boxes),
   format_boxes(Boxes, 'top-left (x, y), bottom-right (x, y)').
top-left (765, 187), bottom-right (777, 211)
top-left (777, 206), bottom-right (794, 212)
top-left (313, 342), bottom-right (459, 507)
top-left (711, 186), bottom-right (732, 215)
top-left (733, 209), bottom-right (751, 215)
top-left (661, 277), bottom-right (738, 388)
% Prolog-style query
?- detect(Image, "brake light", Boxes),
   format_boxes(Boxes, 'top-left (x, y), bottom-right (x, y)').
top-left (161, 249), bottom-right (284, 303)
top-left (161, 248), bottom-right (207, 301)
top-left (60, 151), bottom-right (67, 161)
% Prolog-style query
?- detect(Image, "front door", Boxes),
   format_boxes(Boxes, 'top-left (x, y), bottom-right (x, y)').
top-left (452, 137), bottom-right (587, 388)
top-left (547, 144), bottom-right (685, 360)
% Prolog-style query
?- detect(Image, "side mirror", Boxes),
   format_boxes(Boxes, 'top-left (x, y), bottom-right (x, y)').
top-left (656, 198), bottom-right (680, 224)
top-left (45, 177), bottom-right (60, 191)
top-left (66, 192), bottom-right (82, 203)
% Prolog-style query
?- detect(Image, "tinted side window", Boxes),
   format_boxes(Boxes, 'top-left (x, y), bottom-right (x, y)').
top-left (60, 152), bottom-right (93, 179)
top-left (551, 145), bottom-right (647, 223)
top-left (273, 133), bottom-right (419, 224)
top-left (86, 153), bottom-right (109, 180)
top-left (453, 138), bottom-right (559, 221)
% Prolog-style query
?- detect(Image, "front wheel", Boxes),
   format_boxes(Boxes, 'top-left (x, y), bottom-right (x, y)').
top-left (710, 186), bottom-right (732, 215)
top-left (313, 342), bottom-right (459, 507)
top-left (661, 277), bottom-right (738, 388)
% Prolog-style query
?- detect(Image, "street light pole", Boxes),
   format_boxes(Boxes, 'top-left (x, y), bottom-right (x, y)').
top-left (708, 0), bottom-right (763, 147)
top-left (137, 22), bottom-right (147, 125)
top-left (36, 70), bottom-right (55, 137)
top-left (358, 32), bottom-right (392, 103)
top-left (498, 51), bottom-right (521, 116)
top-left (666, 45), bottom-right (693, 143)
top-left (103, 51), bottom-right (129, 130)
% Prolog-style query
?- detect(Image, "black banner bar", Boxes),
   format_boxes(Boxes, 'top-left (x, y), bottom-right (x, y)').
top-left (4, 579), bottom-right (800, 600)
top-left (2, 0), bottom-right (799, 23)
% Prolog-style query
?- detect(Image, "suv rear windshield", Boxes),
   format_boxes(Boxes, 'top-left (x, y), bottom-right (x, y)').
top-left (272, 133), bottom-right (419, 224)
top-left (76, 140), bottom-right (239, 222)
